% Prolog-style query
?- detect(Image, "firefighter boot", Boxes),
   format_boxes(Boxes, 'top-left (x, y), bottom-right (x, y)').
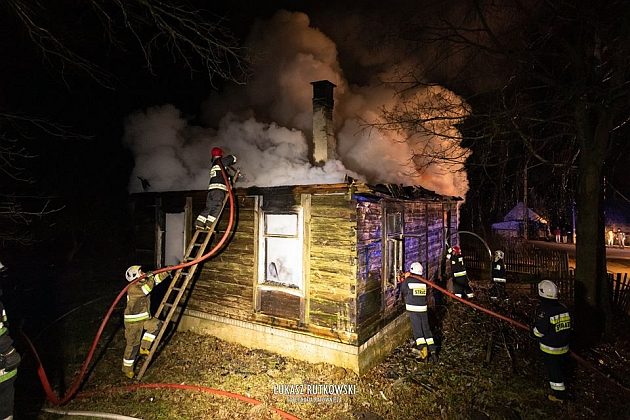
top-left (195, 215), bottom-right (206, 230)
top-left (428, 351), bottom-right (439, 363)
top-left (125, 370), bottom-right (135, 379)
top-left (139, 347), bottom-right (150, 356)
top-left (420, 346), bottom-right (429, 360)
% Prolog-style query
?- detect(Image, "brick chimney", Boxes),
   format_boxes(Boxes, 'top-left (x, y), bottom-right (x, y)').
top-left (311, 80), bottom-right (336, 165)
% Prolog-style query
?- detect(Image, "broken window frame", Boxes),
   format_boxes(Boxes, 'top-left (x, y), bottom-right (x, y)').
top-left (257, 209), bottom-right (304, 296)
top-left (383, 207), bottom-right (404, 289)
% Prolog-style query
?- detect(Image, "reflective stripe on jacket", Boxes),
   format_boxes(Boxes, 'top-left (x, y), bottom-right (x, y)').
top-left (533, 298), bottom-right (571, 355)
top-left (124, 272), bottom-right (169, 323)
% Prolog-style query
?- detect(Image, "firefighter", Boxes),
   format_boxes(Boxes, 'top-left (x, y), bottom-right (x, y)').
top-left (532, 280), bottom-right (571, 402)
top-left (122, 265), bottom-right (170, 379)
top-left (0, 262), bottom-right (20, 420)
top-left (446, 245), bottom-right (474, 299)
top-left (490, 250), bottom-right (507, 301)
top-left (401, 262), bottom-right (438, 362)
top-left (607, 228), bottom-right (615, 247)
top-left (617, 228), bottom-right (625, 249)
top-left (195, 147), bottom-right (237, 230)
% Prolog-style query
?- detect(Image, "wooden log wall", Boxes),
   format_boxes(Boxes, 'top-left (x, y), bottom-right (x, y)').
top-left (356, 200), bottom-right (383, 343)
top-left (186, 195), bottom-right (257, 321)
top-left (404, 202), bottom-right (427, 271)
top-left (308, 193), bottom-right (358, 342)
top-left (427, 203), bottom-right (447, 277)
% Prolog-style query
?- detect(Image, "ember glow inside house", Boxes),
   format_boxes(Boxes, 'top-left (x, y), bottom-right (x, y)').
top-left (129, 81), bottom-right (461, 374)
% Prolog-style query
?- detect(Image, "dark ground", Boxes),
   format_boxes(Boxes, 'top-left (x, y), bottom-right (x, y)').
top-left (3, 239), bottom-right (630, 419)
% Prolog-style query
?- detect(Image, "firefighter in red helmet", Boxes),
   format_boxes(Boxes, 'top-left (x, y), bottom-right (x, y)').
top-left (446, 245), bottom-right (474, 299)
top-left (195, 147), bottom-right (237, 230)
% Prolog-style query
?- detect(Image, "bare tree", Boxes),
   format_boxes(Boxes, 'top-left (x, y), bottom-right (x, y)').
top-left (380, 0), bottom-right (630, 342)
top-left (0, 0), bottom-right (249, 244)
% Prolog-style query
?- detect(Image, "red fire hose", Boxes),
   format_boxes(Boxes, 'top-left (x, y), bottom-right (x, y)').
top-left (76, 383), bottom-right (300, 420)
top-left (22, 160), bottom-right (246, 406)
top-left (407, 273), bottom-right (630, 397)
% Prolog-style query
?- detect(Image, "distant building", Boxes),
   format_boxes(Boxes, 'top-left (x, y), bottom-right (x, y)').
top-left (491, 202), bottom-right (549, 239)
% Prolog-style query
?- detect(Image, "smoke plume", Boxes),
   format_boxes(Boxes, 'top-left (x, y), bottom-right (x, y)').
top-left (124, 10), bottom-right (469, 197)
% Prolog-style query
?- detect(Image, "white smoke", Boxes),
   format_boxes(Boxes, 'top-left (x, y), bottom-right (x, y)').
top-left (124, 10), bottom-right (469, 198)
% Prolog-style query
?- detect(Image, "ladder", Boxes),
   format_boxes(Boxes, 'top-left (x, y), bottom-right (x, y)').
top-left (136, 182), bottom-right (235, 381)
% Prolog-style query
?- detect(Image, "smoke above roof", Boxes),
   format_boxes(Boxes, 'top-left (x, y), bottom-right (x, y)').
top-left (124, 10), bottom-right (469, 197)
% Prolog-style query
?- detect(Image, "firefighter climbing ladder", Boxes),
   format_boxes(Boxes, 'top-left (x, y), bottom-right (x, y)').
top-left (136, 175), bottom-right (237, 381)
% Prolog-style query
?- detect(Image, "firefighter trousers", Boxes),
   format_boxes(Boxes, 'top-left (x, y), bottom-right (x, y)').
top-left (0, 372), bottom-right (16, 420)
top-left (542, 351), bottom-right (568, 397)
top-left (408, 311), bottom-right (436, 353)
top-left (123, 317), bottom-right (162, 374)
top-left (198, 189), bottom-right (226, 226)
top-left (453, 275), bottom-right (473, 298)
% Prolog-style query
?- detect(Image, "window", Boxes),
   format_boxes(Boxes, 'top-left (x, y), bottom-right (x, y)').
top-left (259, 211), bottom-right (304, 291)
top-left (385, 210), bottom-right (404, 287)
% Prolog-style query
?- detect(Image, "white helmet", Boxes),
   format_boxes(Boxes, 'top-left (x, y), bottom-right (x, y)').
top-left (494, 250), bottom-right (504, 260)
top-left (409, 262), bottom-right (423, 276)
top-left (538, 280), bottom-right (558, 299)
top-left (126, 265), bottom-right (142, 282)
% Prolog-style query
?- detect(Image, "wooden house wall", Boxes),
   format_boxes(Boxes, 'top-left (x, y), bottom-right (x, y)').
top-left (131, 187), bottom-right (459, 348)
top-left (356, 201), bottom-right (383, 343)
top-left (427, 203), bottom-right (446, 277)
top-left (308, 193), bottom-right (358, 342)
top-left (404, 202), bottom-right (428, 275)
top-left (186, 195), bottom-right (257, 321)
top-left (382, 201), bottom-right (406, 323)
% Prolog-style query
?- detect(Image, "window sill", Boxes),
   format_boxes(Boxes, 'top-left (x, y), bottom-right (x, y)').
top-left (258, 283), bottom-right (303, 297)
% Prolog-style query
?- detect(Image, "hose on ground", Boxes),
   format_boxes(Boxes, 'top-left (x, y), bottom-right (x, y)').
top-left (408, 273), bottom-right (630, 397)
top-left (76, 383), bottom-right (300, 420)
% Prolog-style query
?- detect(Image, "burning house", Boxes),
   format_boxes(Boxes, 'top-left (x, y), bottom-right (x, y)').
top-left (128, 81), bottom-right (462, 374)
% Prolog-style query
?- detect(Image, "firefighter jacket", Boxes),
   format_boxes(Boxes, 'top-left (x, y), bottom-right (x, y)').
top-left (446, 248), bottom-right (467, 278)
top-left (0, 299), bottom-right (20, 385)
top-left (208, 155), bottom-right (237, 191)
top-left (401, 275), bottom-right (428, 312)
top-left (124, 272), bottom-right (170, 324)
top-left (492, 258), bottom-right (506, 283)
top-left (533, 298), bottom-right (571, 355)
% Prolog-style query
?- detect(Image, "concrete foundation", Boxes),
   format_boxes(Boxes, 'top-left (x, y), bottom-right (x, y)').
top-left (178, 310), bottom-right (412, 375)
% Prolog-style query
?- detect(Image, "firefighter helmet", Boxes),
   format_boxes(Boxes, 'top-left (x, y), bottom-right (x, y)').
top-left (410, 262), bottom-right (423, 276)
top-left (538, 280), bottom-right (558, 299)
top-left (494, 250), bottom-right (504, 260)
top-left (211, 147), bottom-right (224, 158)
top-left (451, 245), bottom-right (461, 255)
top-left (126, 265), bottom-right (143, 282)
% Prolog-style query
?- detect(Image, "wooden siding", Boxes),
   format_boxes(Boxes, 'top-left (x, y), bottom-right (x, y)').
top-left (308, 193), bottom-right (357, 342)
top-left (356, 201), bottom-right (383, 342)
top-left (186, 195), bottom-right (257, 321)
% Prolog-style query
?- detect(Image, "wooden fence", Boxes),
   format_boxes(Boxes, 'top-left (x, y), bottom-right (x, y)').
top-left (609, 272), bottom-right (630, 315)
top-left (458, 235), bottom-right (630, 314)
top-left (461, 236), bottom-right (569, 282)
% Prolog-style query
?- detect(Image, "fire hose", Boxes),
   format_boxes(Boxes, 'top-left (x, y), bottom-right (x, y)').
top-left (407, 273), bottom-right (630, 397)
top-left (18, 160), bottom-right (301, 419)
